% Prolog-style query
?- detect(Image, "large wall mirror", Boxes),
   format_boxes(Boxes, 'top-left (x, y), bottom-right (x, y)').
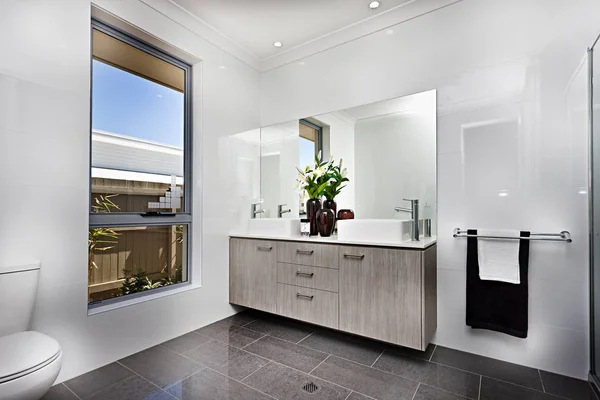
top-left (258, 89), bottom-right (437, 238)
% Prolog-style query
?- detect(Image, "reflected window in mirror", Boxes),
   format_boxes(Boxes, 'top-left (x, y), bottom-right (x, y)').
top-left (298, 120), bottom-right (323, 215)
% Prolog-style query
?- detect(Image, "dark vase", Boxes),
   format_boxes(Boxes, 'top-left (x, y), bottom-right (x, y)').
top-left (323, 199), bottom-right (337, 215)
top-left (323, 200), bottom-right (337, 232)
top-left (316, 208), bottom-right (336, 237)
top-left (337, 209), bottom-right (355, 220)
top-left (306, 199), bottom-right (322, 236)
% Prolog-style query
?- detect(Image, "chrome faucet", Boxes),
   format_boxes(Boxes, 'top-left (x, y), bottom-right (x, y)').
top-left (277, 204), bottom-right (292, 218)
top-left (395, 198), bottom-right (420, 241)
top-left (251, 203), bottom-right (265, 219)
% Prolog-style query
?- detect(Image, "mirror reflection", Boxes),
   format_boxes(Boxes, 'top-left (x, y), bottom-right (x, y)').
top-left (258, 89), bottom-right (437, 239)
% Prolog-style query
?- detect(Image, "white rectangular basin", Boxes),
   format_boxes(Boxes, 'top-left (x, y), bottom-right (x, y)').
top-left (337, 219), bottom-right (414, 243)
top-left (248, 218), bottom-right (300, 236)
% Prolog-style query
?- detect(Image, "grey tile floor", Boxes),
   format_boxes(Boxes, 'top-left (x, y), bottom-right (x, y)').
top-left (43, 311), bottom-right (598, 400)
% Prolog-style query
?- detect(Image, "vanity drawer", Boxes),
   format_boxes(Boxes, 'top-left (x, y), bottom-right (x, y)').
top-left (277, 263), bottom-right (339, 293)
top-left (276, 284), bottom-right (338, 329)
top-left (277, 241), bottom-right (338, 269)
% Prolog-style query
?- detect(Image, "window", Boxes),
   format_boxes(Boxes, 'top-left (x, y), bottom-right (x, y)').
top-left (298, 120), bottom-right (322, 215)
top-left (89, 20), bottom-right (192, 307)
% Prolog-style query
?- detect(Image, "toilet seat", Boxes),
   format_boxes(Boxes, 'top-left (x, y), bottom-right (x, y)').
top-left (0, 331), bottom-right (61, 383)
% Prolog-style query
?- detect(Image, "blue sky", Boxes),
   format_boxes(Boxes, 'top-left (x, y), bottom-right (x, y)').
top-left (92, 60), bottom-right (184, 148)
top-left (299, 137), bottom-right (316, 170)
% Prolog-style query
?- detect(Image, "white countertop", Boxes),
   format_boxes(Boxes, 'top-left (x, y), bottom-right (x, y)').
top-left (229, 232), bottom-right (437, 249)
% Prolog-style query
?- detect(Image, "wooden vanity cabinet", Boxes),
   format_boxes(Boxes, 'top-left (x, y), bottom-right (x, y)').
top-left (229, 237), bottom-right (437, 350)
top-left (229, 238), bottom-right (277, 313)
top-left (339, 245), bottom-right (437, 350)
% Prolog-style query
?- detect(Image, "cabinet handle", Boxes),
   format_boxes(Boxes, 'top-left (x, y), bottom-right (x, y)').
top-left (343, 253), bottom-right (365, 260)
top-left (296, 293), bottom-right (314, 300)
top-left (296, 271), bottom-right (314, 278)
top-left (296, 249), bottom-right (314, 255)
top-left (257, 246), bottom-right (273, 251)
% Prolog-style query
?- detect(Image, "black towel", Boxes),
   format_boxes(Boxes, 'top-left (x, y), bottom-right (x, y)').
top-left (466, 229), bottom-right (530, 338)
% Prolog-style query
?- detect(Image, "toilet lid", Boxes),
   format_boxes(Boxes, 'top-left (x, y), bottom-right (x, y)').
top-left (0, 331), bottom-right (61, 382)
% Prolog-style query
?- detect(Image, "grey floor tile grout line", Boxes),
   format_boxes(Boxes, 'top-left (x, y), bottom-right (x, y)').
top-left (411, 382), bottom-right (421, 400)
top-left (296, 330), bottom-right (314, 345)
top-left (115, 360), bottom-right (179, 400)
top-left (308, 354), bottom-right (331, 375)
top-left (204, 366), bottom-right (279, 400)
top-left (63, 367), bottom-right (134, 400)
top-left (477, 375), bottom-right (482, 400)
top-left (60, 383), bottom-right (83, 400)
top-left (241, 327), bottom-right (576, 400)
top-left (240, 360), bottom-right (271, 383)
top-left (182, 346), bottom-right (375, 400)
top-left (240, 318), bottom-right (259, 328)
top-left (262, 356), bottom-right (374, 398)
top-left (538, 369), bottom-right (546, 392)
top-left (475, 374), bottom-right (577, 400)
top-left (370, 349), bottom-right (385, 367)
top-left (162, 367), bottom-right (207, 394)
top-left (590, 382), bottom-right (600, 400)
top-left (420, 383), bottom-right (474, 400)
top-left (367, 358), bottom-right (564, 400)
top-left (241, 333), bottom-right (269, 349)
top-left (343, 392), bottom-right (353, 400)
top-left (428, 344), bottom-right (437, 361)
top-left (177, 337), bottom-right (272, 367)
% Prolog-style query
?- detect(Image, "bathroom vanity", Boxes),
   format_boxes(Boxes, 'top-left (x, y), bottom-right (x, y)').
top-left (229, 235), bottom-right (437, 351)
top-left (231, 89), bottom-right (439, 351)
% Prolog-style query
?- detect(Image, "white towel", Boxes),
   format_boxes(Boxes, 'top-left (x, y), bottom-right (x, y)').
top-left (477, 229), bottom-right (521, 284)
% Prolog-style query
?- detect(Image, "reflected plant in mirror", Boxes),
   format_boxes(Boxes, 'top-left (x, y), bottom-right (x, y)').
top-left (296, 152), bottom-right (329, 235)
top-left (322, 157), bottom-right (349, 212)
top-left (295, 152), bottom-right (330, 199)
top-left (296, 153), bottom-right (349, 236)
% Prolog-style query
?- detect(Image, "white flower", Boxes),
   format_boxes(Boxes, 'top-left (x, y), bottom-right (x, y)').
top-left (341, 168), bottom-right (348, 178)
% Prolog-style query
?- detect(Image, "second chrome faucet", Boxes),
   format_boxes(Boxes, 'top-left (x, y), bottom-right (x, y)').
top-left (278, 204), bottom-right (292, 218)
top-left (395, 198), bottom-right (420, 241)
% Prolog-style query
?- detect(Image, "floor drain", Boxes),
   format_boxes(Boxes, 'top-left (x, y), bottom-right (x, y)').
top-left (301, 381), bottom-right (320, 394)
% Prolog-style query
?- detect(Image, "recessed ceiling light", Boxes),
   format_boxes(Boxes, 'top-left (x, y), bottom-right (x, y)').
top-left (385, 29), bottom-right (394, 35)
top-left (273, 41), bottom-right (283, 48)
top-left (369, 1), bottom-right (381, 9)
top-left (298, 61), bottom-right (306, 66)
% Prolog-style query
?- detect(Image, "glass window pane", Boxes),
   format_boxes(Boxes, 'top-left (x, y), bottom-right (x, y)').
top-left (91, 28), bottom-right (186, 213)
top-left (88, 224), bottom-right (188, 304)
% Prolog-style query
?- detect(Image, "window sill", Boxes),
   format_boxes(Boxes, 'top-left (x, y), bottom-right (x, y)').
top-left (87, 282), bottom-right (200, 316)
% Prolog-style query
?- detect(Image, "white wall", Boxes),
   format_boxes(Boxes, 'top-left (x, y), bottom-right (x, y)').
top-left (354, 91), bottom-right (436, 221)
top-left (0, 0), bottom-right (261, 382)
top-left (312, 113), bottom-right (356, 211)
top-left (261, 0), bottom-right (598, 378)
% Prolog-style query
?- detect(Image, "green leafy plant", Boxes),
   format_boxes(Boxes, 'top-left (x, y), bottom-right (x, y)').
top-left (322, 159), bottom-right (349, 201)
top-left (296, 152), bottom-right (331, 199)
top-left (296, 153), bottom-right (349, 201)
top-left (88, 195), bottom-right (121, 285)
top-left (119, 267), bottom-right (181, 296)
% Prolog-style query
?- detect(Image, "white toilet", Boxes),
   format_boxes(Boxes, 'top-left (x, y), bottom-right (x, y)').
top-left (0, 264), bottom-right (62, 400)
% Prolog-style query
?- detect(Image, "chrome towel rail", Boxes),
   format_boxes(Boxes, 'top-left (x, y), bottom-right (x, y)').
top-left (453, 228), bottom-right (572, 243)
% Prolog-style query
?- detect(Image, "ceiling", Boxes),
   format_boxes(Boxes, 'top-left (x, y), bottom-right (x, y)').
top-left (170, 0), bottom-right (415, 59)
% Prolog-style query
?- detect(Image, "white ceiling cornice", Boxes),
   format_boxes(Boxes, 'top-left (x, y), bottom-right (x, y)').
top-left (140, 0), bottom-right (263, 70)
top-left (141, 0), bottom-right (463, 72)
top-left (260, 0), bottom-right (463, 71)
